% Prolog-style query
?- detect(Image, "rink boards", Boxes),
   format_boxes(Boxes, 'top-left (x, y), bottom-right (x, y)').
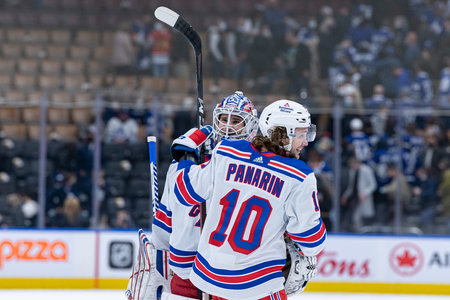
top-left (0, 229), bottom-right (449, 295)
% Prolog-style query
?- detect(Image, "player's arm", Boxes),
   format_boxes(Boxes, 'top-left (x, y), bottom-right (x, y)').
top-left (285, 173), bottom-right (327, 256)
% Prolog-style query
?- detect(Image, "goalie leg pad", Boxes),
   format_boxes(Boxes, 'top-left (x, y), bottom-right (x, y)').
top-left (126, 229), bottom-right (173, 300)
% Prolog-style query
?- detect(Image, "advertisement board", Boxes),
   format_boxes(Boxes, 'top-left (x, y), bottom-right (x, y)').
top-left (1, 229), bottom-right (449, 294)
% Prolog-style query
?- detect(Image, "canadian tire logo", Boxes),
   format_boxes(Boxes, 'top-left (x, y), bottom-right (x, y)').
top-left (389, 243), bottom-right (424, 276)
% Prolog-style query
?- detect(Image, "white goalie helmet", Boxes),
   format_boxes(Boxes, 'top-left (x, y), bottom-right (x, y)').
top-left (259, 100), bottom-right (316, 151)
top-left (212, 91), bottom-right (259, 141)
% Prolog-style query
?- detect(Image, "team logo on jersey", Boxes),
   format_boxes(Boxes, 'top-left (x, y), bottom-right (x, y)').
top-left (389, 242), bottom-right (424, 276)
top-left (253, 156), bottom-right (263, 163)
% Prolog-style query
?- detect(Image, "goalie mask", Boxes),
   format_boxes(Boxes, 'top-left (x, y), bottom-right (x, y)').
top-left (213, 91), bottom-right (258, 141)
top-left (259, 100), bottom-right (316, 152)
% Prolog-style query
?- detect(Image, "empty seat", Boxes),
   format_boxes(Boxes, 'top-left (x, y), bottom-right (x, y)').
top-left (93, 45), bottom-right (112, 62)
top-left (103, 143), bottom-right (130, 161)
top-left (114, 75), bottom-right (137, 89)
top-left (86, 60), bottom-right (106, 76)
top-left (51, 124), bottom-right (78, 140)
top-left (1, 123), bottom-right (26, 139)
top-left (127, 178), bottom-right (150, 198)
top-left (26, 29), bottom-right (49, 43)
top-left (0, 73), bottom-right (13, 89)
top-left (49, 29), bottom-right (71, 44)
top-left (69, 45), bottom-right (91, 60)
top-left (75, 30), bottom-right (100, 45)
top-left (72, 107), bottom-right (92, 124)
top-left (22, 107), bottom-right (41, 123)
top-left (24, 44), bottom-right (45, 59)
top-left (73, 91), bottom-right (93, 105)
top-left (105, 178), bottom-right (126, 197)
top-left (63, 74), bottom-right (86, 91)
top-left (101, 30), bottom-right (115, 45)
top-left (14, 74), bottom-right (36, 91)
top-left (18, 12), bottom-right (40, 28)
top-left (17, 59), bottom-right (39, 74)
top-left (5, 28), bottom-right (27, 43)
top-left (48, 107), bottom-right (71, 124)
top-left (38, 12), bottom-right (61, 27)
top-left (63, 59), bottom-right (85, 75)
top-left (0, 107), bottom-right (21, 122)
top-left (50, 91), bottom-right (72, 104)
top-left (140, 76), bottom-right (164, 92)
top-left (38, 74), bottom-right (61, 91)
top-left (27, 124), bottom-right (51, 140)
top-left (4, 90), bottom-right (26, 103)
top-left (27, 91), bottom-right (44, 104)
top-left (131, 161), bottom-right (150, 179)
top-left (41, 59), bottom-right (62, 75)
top-left (0, 58), bottom-right (16, 73)
top-left (167, 77), bottom-right (190, 93)
top-left (1, 43), bottom-right (23, 58)
top-left (88, 75), bottom-right (105, 89)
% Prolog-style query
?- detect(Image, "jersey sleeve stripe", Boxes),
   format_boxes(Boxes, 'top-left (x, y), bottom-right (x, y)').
top-left (287, 219), bottom-right (327, 248)
top-left (169, 246), bottom-right (196, 268)
top-left (169, 246), bottom-right (197, 256)
top-left (154, 209), bottom-right (172, 227)
top-left (174, 170), bottom-right (205, 206)
top-left (152, 219), bottom-right (172, 233)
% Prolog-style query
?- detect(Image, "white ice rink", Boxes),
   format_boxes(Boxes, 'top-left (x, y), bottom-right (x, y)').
top-left (1, 290), bottom-right (449, 300)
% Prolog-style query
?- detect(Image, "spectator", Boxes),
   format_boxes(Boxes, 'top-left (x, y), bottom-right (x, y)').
top-left (111, 22), bottom-right (136, 75)
top-left (131, 14), bottom-right (153, 72)
top-left (365, 84), bottom-right (392, 110)
top-left (149, 21), bottom-right (171, 78)
top-left (438, 53), bottom-right (450, 109)
top-left (437, 169), bottom-right (450, 230)
top-left (285, 30), bottom-right (311, 99)
top-left (207, 19), bottom-right (226, 93)
top-left (49, 194), bottom-right (90, 228)
top-left (379, 163), bottom-right (412, 220)
top-left (341, 156), bottom-right (377, 232)
top-left (344, 117), bottom-right (372, 163)
top-left (113, 209), bottom-right (135, 229)
top-left (104, 109), bottom-right (139, 144)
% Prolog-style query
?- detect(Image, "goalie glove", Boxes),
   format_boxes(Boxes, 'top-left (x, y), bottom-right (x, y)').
top-left (170, 126), bottom-right (214, 163)
top-left (125, 229), bottom-right (172, 300)
top-left (283, 238), bottom-right (318, 296)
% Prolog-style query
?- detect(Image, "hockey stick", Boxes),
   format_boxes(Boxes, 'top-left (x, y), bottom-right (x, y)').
top-left (147, 136), bottom-right (158, 218)
top-left (154, 7), bottom-right (210, 300)
top-left (154, 7), bottom-right (207, 228)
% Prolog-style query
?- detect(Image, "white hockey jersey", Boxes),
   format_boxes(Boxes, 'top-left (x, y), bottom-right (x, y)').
top-left (151, 160), bottom-right (202, 279)
top-left (173, 139), bottom-right (327, 300)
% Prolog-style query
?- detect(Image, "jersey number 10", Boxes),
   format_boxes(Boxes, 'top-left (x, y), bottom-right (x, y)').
top-left (208, 189), bottom-right (272, 255)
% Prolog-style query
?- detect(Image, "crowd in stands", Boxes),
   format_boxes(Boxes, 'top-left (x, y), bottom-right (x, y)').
top-left (0, 0), bottom-right (449, 234)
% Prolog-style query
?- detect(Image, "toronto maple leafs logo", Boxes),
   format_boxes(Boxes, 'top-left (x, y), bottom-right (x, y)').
top-left (389, 243), bottom-right (424, 276)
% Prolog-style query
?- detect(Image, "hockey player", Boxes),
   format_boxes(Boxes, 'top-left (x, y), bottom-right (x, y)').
top-left (172, 100), bottom-right (326, 300)
top-left (126, 91), bottom-right (259, 300)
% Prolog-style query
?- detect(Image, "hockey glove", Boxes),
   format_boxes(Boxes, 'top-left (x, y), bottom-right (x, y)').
top-left (283, 238), bottom-right (317, 296)
top-left (170, 126), bottom-right (213, 163)
top-left (125, 229), bottom-right (172, 300)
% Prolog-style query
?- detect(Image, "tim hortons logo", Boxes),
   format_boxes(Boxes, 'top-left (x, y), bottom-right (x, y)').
top-left (0, 239), bottom-right (68, 268)
top-left (317, 251), bottom-right (370, 277)
top-left (389, 242), bottom-right (424, 276)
